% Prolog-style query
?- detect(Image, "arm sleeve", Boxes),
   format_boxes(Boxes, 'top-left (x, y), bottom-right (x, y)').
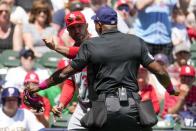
top-left (71, 42), bottom-right (91, 70)
top-left (59, 79), bottom-right (76, 106)
top-left (140, 39), bottom-right (155, 67)
top-left (68, 46), bottom-right (80, 59)
top-left (42, 97), bottom-right (51, 118)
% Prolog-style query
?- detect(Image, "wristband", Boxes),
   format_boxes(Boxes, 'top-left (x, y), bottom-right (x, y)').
top-left (68, 46), bottom-right (79, 59)
top-left (39, 80), bottom-right (49, 90)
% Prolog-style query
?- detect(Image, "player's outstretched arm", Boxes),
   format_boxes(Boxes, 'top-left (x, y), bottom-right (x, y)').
top-left (27, 65), bottom-right (78, 93)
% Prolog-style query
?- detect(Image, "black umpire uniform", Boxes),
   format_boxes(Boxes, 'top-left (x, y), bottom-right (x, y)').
top-left (70, 6), bottom-right (155, 131)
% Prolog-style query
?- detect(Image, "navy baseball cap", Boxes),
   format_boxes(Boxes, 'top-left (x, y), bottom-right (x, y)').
top-left (19, 49), bottom-right (35, 59)
top-left (91, 6), bottom-right (117, 25)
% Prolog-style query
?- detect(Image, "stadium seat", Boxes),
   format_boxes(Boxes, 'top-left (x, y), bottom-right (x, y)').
top-left (191, 52), bottom-right (196, 60)
top-left (0, 50), bottom-right (20, 67)
top-left (39, 51), bottom-right (64, 69)
top-left (190, 44), bottom-right (196, 52)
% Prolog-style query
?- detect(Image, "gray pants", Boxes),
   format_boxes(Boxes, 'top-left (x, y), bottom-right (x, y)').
top-left (68, 103), bottom-right (88, 131)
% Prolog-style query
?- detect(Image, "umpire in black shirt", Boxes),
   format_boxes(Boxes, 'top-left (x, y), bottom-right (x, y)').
top-left (29, 6), bottom-right (178, 131)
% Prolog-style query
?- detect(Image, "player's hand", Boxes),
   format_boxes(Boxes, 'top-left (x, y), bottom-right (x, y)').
top-left (42, 36), bottom-right (58, 50)
top-left (52, 103), bottom-right (64, 119)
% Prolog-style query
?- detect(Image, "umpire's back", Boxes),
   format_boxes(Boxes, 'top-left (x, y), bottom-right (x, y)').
top-left (86, 30), bottom-right (154, 93)
top-left (71, 6), bottom-right (155, 131)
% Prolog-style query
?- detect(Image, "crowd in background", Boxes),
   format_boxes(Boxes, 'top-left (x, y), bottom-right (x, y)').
top-left (0, 0), bottom-right (196, 129)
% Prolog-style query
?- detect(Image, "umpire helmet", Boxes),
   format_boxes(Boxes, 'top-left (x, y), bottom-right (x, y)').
top-left (1, 87), bottom-right (21, 106)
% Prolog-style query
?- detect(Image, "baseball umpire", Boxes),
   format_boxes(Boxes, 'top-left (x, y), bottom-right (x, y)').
top-left (27, 6), bottom-right (178, 131)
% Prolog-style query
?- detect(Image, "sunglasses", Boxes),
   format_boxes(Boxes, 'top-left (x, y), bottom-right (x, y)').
top-left (36, 8), bottom-right (48, 14)
top-left (67, 15), bottom-right (83, 23)
top-left (117, 4), bottom-right (130, 12)
top-left (0, 10), bottom-right (9, 14)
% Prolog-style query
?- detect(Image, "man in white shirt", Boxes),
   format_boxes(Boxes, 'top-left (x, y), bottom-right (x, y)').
top-left (4, 49), bottom-right (50, 92)
top-left (0, 87), bottom-right (44, 131)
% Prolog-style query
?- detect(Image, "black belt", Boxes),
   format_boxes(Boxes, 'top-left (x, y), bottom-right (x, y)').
top-left (105, 92), bottom-right (141, 100)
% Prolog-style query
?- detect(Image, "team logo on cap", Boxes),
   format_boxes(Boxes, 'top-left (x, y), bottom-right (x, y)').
top-left (30, 74), bottom-right (36, 80)
top-left (8, 88), bottom-right (15, 96)
top-left (70, 13), bottom-right (76, 19)
top-left (185, 67), bottom-right (191, 73)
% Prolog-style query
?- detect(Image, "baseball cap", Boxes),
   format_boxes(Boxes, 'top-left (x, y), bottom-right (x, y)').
top-left (180, 65), bottom-right (195, 77)
top-left (154, 53), bottom-right (169, 65)
top-left (24, 72), bottom-right (40, 84)
top-left (91, 6), bottom-right (118, 25)
top-left (116, 0), bottom-right (129, 7)
top-left (1, 87), bottom-right (20, 98)
top-left (173, 44), bottom-right (190, 55)
top-left (19, 49), bottom-right (35, 59)
top-left (65, 11), bottom-right (86, 27)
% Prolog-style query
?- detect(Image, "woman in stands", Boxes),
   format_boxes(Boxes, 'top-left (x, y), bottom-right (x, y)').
top-left (0, 1), bottom-right (22, 53)
top-left (23, 0), bottom-right (57, 57)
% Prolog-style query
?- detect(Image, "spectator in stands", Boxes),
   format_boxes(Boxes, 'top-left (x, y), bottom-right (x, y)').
top-left (21, 71), bottom-right (50, 127)
top-left (168, 44), bottom-right (191, 88)
top-left (52, 0), bottom-right (83, 32)
top-left (133, 0), bottom-right (177, 63)
top-left (23, 0), bottom-right (57, 57)
top-left (15, 0), bottom-right (53, 13)
top-left (162, 65), bottom-right (196, 119)
top-left (138, 67), bottom-right (160, 114)
top-left (2, 0), bottom-right (28, 25)
top-left (115, 0), bottom-right (135, 28)
top-left (0, 1), bottom-right (22, 53)
top-left (186, 11), bottom-right (196, 43)
top-left (4, 49), bottom-right (50, 92)
top-left (0, 87), bottom-right (44, 130)
top-left (172, 7), bottom-right (191, 48)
